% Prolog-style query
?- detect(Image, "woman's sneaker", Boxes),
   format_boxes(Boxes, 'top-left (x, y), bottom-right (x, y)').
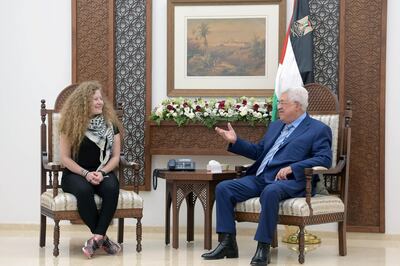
top-left (82, 237), bottom-right (103, 259)
top-left (102, 236), bottom-right (121, 255)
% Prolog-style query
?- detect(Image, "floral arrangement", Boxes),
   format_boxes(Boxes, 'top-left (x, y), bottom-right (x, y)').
top-left (150, 97), bottom-right (272, 128)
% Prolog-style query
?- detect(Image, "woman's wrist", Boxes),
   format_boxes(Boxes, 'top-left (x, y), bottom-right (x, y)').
top-left (99, 170), bottom-right (107, 176)
top-left (81, 168), bottom-right (89, 178)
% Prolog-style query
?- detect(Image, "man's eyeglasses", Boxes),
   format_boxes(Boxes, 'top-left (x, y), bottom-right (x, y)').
top-left (278, 100), bottom-right (297, 105)
top-left (277, 100), bottom-right (293, 105)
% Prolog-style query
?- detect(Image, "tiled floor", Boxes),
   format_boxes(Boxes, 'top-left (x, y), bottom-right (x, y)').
top-left (1, 224), bottom-right (399, 266)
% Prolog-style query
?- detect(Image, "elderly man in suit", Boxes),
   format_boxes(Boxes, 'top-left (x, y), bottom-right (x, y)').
top-left (201, 86), bottom-right (332, 265)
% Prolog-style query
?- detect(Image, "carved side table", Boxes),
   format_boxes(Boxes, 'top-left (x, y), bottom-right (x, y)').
top-left (159, 170), bottom-right (237, 249)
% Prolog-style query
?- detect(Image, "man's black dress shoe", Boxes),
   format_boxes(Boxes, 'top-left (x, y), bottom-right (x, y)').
top-left (201, 233), bottom-right (238, 260)
top-left (250, 242), bottom-right (271, 265)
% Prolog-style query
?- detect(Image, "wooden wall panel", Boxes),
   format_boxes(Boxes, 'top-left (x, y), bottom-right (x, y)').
top-left (72, 0), bottom-right (115, 103)
top-left (339, 0), bottom-right (386, 232)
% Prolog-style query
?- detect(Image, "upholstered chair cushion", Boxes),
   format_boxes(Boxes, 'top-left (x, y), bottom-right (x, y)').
top-left (310, 114), bottom-right (339, 167)
top-left (51, 113), bottom-right (62, 164)
top-left (309, 114), bottom-right (339, 195)
top-left (235, 195), bottom-right (344, 217)
top-left (41, 189), bottom-right (143, 211)
top-left (311, 115), bottom-right (339, 167)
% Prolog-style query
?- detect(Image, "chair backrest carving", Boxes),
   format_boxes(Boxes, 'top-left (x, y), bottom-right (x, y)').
top-left (306, 83), bottom-right (339, 114)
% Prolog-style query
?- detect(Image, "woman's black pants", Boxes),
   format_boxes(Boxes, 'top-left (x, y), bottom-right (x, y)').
top-left (61, 172), bottom-right (119, 236)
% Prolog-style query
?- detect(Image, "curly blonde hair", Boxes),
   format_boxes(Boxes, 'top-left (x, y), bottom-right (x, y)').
top-left (59, 81), bottom-right (123, 156)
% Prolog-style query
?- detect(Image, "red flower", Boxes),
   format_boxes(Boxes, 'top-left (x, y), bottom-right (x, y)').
top-left (195, 105), bottom-right (202, 112)
top-left (183, 102), bottom-right (189, 108)
top-left (218, 100), bottom-right (225, 109)
top-left (253, 103), bottom-right (259, 112)
top-left (242, 99), bottom-right (247, 105)
top-left (167, 104), bottom-right (174, 111)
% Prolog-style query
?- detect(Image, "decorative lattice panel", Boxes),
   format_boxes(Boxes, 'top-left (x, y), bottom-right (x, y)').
top-left (115, 0), bottom-right (147, 185)
top-left (310, 0), bottom-right (340, 94)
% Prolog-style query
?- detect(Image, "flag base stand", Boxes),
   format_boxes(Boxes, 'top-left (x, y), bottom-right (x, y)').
top-left (282, 225), bottom-right (321, 253)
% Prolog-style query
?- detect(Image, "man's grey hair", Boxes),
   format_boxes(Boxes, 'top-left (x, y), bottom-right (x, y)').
top-left (281, 86), bottom-right (309, 112)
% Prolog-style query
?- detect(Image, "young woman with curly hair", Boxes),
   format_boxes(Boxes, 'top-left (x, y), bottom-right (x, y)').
top-left (59, 81), bottom-right (123, 258)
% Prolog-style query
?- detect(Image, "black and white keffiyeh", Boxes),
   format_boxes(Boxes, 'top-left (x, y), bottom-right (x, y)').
top-left (85, 115), bottom-right (114, 171)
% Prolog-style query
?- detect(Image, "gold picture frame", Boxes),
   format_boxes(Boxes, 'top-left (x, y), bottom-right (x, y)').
top-left (167, 0), bottom-right (286, 96)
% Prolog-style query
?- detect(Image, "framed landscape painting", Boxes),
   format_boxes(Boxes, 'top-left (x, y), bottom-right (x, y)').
top-left (167, 0), bottom-right (286, 96)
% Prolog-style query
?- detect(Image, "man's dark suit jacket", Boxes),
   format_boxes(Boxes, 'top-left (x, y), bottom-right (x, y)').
top-left (228, 114), bottom-right (332, 197)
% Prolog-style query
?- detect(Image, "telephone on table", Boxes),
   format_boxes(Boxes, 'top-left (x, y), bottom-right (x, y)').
top-left (152, 158), bottom-right (196, 190)
top-left (167, 158), bottom-right (195, 171)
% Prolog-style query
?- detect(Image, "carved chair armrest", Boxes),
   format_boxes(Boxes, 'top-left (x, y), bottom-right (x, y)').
top-left (42, 153), bottom-right (63, 172)
top-left (234, 164), bottom-right (252, 178)
top-left (41, 152), bottom-right (63, 197)
top-left (119, 153), bottom-right (141, 193)
top-left (120, 155), bottom-right (140, 170)
top-left (303, 155), bottom-right (347, 215)
top-left (306, 156), bottom-right (346, 176)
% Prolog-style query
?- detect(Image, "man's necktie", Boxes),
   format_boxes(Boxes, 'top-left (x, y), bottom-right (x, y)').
top-left (256, 124), bottom-right (294, 176)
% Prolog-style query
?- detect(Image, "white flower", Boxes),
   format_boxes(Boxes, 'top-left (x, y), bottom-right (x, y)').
top-left (172, 113), bottom-right (177, 117)
top-left (185, 111), bottom-right (195, 119)
top-left (204, 112), bottom-right (209, 117)
top-left (253, 112), bottom-right (262, 118)
top-left (155, 106), bottom-right (164, 117)
top-left (239, 106), bottom-right (248, 116)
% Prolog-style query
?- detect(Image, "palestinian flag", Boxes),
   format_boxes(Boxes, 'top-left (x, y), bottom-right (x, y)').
top-left (271, 0), bottom-right (314, 121)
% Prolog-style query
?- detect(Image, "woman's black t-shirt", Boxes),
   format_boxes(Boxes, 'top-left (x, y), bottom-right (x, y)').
top-left (64, 126), bottom-right (119, 174)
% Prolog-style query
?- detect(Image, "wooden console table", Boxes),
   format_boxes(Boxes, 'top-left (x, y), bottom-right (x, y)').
top-left (148, 121), bottom-right (267, 155)
top-left (159, 170), bottom-right (237, 249)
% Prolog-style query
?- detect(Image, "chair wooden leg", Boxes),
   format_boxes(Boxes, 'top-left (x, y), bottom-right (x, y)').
top-left (53, 220), bottom-right (60, 257)
top-left (271, 227), bottom-right (278, 248)
top-left (338, 221), bottom-right (347, 256)
top-left (298, 226), bottom-right (305, 264)
top-left (40, 214), bottom-right (46, 247)
top-left (136, 217), bottom-right (142, 252)
top-left (118, 218), bottom-right (124, 244)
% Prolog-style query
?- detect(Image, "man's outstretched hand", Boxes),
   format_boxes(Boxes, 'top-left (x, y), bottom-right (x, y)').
top-left (215, 123), bottom-right (237, 144)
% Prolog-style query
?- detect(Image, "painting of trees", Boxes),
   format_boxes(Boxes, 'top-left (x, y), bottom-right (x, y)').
top-left (187, 18), bottom-right (266, 76)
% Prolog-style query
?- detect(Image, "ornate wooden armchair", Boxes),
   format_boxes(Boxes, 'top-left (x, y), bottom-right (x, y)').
top-left (39, 84), bottom-right (143, 256)
top-left (234, 83), bottom-right (352, 264)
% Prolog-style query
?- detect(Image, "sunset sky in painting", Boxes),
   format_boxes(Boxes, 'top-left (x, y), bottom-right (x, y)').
top-left (187, 18), bottom-right (266, 46)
